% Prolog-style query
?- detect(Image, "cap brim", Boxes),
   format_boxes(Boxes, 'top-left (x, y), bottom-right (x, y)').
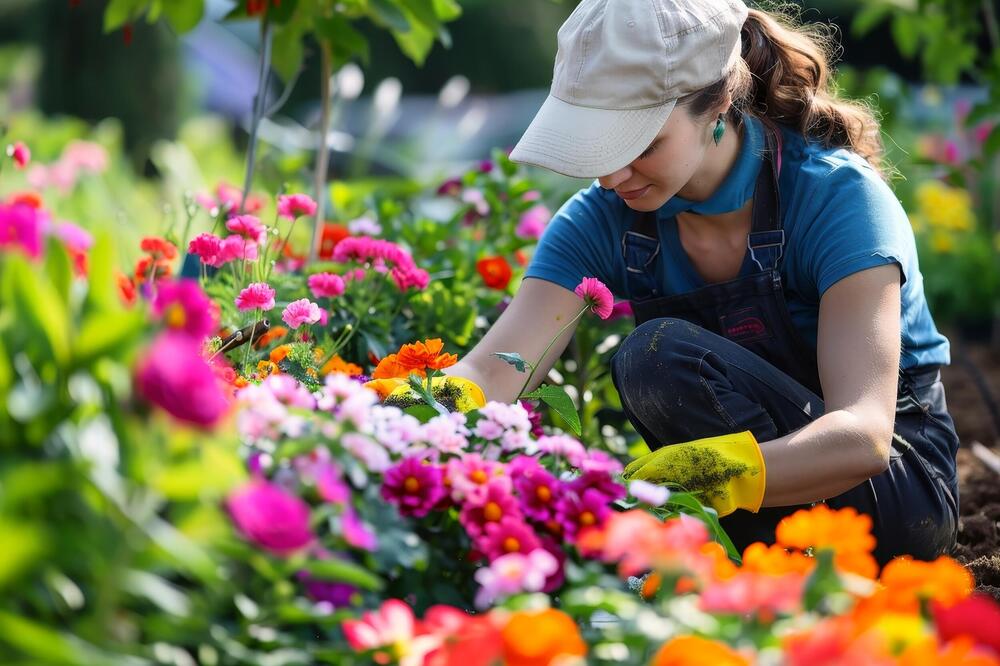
top-left (508, 95), bottom-right (676, 179)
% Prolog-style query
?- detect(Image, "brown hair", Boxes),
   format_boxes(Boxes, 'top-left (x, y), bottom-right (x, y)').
top-left (681, 5), bottom-right (887, 179)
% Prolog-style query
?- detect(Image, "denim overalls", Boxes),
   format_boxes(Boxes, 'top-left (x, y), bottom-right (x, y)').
top-left (611, 126), bottom-right (960, 564)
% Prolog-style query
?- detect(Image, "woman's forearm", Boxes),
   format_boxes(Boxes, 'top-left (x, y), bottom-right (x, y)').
top-left (758, 408), bottom-right (893, 506)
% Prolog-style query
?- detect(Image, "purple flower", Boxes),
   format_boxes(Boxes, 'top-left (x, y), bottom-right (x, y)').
top-left (151, 279), bottom-right (219, 340)
top-left (136, 332), bottom-right (230, 428)
top-left (226, 479), bottom-right (315, 556)
top-left (298, 572), bottom-right (356, 607)
top-left (510, 456), bottom-right (561, 523)
top-left (381, 456), bottom-right (445, 518)
top-left (436, 178), bottom-right (462, 197)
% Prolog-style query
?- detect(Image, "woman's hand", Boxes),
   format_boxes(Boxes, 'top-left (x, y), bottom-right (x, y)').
top-left (443, 277), bottom-right (587, 404)
top-left (758, 263), bottom-right (902, 506)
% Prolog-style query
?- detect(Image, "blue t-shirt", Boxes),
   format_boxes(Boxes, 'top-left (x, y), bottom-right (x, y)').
top-left (525, 114), bottom-right (950, 370)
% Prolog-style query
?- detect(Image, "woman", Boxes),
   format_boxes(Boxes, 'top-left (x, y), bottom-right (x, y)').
top-left (443, 0), bottom-right (959, 564)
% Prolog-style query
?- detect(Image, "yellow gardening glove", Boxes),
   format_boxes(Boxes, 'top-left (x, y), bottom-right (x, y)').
top-left (381, 375), bottom-right (486, 414)
top-left (622, 431), bottom-right (766, 518)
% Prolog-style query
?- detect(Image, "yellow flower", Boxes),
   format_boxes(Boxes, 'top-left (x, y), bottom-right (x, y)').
top-left (915, 181), bottom-right (975, 232)
top-left (930, 230), bottom-right (955, 254)
top-left (870, 613), bottom-right (932, 656)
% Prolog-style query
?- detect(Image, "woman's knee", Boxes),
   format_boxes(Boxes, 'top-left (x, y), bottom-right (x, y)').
top-left (611, 317), bottom-right (707, 386)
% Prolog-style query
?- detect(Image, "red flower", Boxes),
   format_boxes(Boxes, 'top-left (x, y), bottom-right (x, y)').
top-left (140, 236), bottom-right (178, 260)
top-left (317, 223), bottom-right (350, 260)
top-left (116, 270), bottom-right (137, 306)
top-left (134, 255), bottom-right (172, 283)
top-left (934, 594), bottom-right (1000, 655)
top-left (476, 256), bottom-right (512, 290)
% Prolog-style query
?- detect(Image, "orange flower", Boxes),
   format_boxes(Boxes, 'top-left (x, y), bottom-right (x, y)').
top-left (134, 255), bottom-right (172, 283)
top-left (782, 614), bottom-right (893, 666)
top-left (256, 360), bottom-right (278, 377)
top-left (372, 353), bottom-right (421, 380)
top-left (140, 236), bottom-right (178, 260)
top-left (700, 541), bottom-right (739, 581)
top-left (642, 572), bottom-right (662, 599)
top-left (652, 636), bottom-right (750, 666)
top-left (317, 222), bottom-right (350, 260)
top-left (878, 556), bottom-right (973, 613)
top-left (6, 191), bottom-right (43, 208)
top-left (900, 636), bottom-right (1000, 666)
top-left (397, 338), bottom-right (458, 372)
top-left (364, 378), bottom-right (407, 399)
top-left (255, 325), bottom-right (288, 349)
top-left (477, 256), bottom-right (513, 290)
top-left (776, 504), bottom-right (878, 578)
top-left (269, 344), bottom-right (292, 365)
top-left (116, 270), bottom-right (137, 307)
top-left (741, 542), bottom-right (815, 578)
top-left (500, 608), bottom-right (586, 666)
top-left (321, 354), bottom-right (363, 376)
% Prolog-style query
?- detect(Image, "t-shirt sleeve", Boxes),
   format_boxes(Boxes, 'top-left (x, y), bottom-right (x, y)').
top-left (795, 162), bottom-right (912, 298)
top-left (524, 183), bottom-right (624, 295)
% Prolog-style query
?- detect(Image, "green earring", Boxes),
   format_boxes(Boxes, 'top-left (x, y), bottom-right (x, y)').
top-left (713, 114), bottom-right (726, 146)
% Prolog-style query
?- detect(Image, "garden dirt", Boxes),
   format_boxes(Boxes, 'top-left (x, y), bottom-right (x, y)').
top-left (941, 335), bottom-right (1000, 601)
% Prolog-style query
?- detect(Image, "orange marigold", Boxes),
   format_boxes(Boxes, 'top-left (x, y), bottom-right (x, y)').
top-left (880, 556), bottom-right (974, 611)
top-left (372, 352), bottom-right (421, 380)
top-left (741, 542), bottom-right (816, 578)
top-left (899, 636), bottom-right (1000, 666)
top-left (321, 354), bottom-right (362, 376)
top-left (256, 360), bottom-right (279, 378)
top-left (500, 608), bottom-right (586, 666)
top-left (255, 325), bottom-right (288, 349)
top-left (396, 338), bottom-right (458, 372)
top-left (776, 504), bottom-right (878, 578)
top-left (652, 635), bottom-right (750, 666)
top-left (269, 344), bottom-right (292, 365)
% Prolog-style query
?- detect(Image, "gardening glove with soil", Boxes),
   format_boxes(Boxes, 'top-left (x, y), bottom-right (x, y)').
top-left (622, 431), bottom-right (766, 518)
top-left (373, 376), bottom-right (486, 413)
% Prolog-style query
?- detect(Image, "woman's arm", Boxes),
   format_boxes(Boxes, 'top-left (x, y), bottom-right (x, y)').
top-left (443, 277), bottom-right (586, 404)
top-left (759, 263), bottom-right (902, 506)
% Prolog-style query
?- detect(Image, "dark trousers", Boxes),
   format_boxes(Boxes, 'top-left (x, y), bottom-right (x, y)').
top-left (610, 317), bottom-right (959, 565)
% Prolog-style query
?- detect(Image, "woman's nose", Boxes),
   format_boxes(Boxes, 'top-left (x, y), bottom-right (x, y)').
top-left (597, 165), bottom-right (633, 191)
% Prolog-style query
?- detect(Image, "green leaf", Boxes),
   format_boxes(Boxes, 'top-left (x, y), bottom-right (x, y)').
top-left (0, 611), bottom-right (86, 664)
top-left (43, 240), bottom-right (72, 307)
top-left (404, 405), bottom-right (439, 423)
top-left (6, 255), bottom-right (70, 364)
top-left (104, 0), bottom-right (143, 31)
top-left (315, 15), bottom-right (371, 66)
top-left (73, 310), bottom-right (145, 369)
top-left (890, 13), bottom-right (920, 59)
top-left (368, 0), bottom-right (411, 32)
top-left (493, 351), bottom-right (529, 373)
top-left (0, 520), bottom-right (47, 589)
top-left (301, 559), bottom-right (383, 591)
top-left (522, 383), bottom-right (581, 436)
top-left (271, 23), bottom-right (306, 84)
top-left (161, 0), bottom-right (204, 32)
top-left (851, 2), bottom-right (892, 37)
top-left (983, 124), bottom-right (1000, 158)
top-left (802, 549), bottom-right (842, 612)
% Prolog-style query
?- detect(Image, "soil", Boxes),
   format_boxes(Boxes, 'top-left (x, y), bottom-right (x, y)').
top-left (940, 332), bottom-right (1000, 601)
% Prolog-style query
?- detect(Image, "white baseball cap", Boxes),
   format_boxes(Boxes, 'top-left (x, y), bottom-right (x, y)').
top-left (509, 0), bottom-right (749, 179)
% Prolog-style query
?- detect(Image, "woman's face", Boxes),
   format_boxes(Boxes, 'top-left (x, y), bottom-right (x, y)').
top-left (596, 106), bottom-right (714, 212)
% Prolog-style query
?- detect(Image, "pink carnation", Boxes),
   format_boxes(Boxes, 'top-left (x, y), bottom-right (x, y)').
top-left (575, 277), bottom-right (613, 320)
top-left (277, 193), bottom-right (317, 220)
top-left (217, 234), bottom-right (259, 264)
top-left (226, 479), bottom-right (315, 556)
top-left (136, 332), bottom-right (231, 428)
top-left (235, 282), bottom-right (276, 311)
top-left (391, 264), bottom-right (430, 291)
top-left (226, 215), bottom-right (267, 244)
top-left (6, 142), bottom-right (30, 169)
top-left (308, 272), bottom-right (346, 299)
top-left (187, 233), bottom-right (224, 267)
top-left (282, 298), bottom-right (322, 329)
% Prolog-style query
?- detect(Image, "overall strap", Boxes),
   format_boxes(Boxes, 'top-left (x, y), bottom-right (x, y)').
top-left (621, 211), bottom-right (661, 300)
top-left (747, 126), bottom-right (785, 272)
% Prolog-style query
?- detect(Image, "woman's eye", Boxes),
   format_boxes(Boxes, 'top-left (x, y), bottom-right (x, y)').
top-left (637, 143), bottom-right (657, 160)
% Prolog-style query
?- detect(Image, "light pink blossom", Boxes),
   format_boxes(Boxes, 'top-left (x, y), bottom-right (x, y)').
top-left (217, 234), bottom-right (259, 264)
top-left (235, 282), bottom-right (276, 311)
top-left (308, 272), bottom-right (346, 299)
top-left (226, 215), bottom-right (267, 244)
top-left (282, 298), bottom-right (322, 329)
top-left (515, 204), bottom-right (551, 240)
top-left (277, 193), bottom-right (317, 220)
top-left (473, 548), bottom-right (559, 609)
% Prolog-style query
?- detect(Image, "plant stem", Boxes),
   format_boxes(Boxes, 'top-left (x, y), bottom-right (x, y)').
top-left (983, 0), bottom-right (1000, 51)
top-left (309, 42), bottom-right (334, 263)
top-left (517, 306), bottom-right (588, 399)
top-left (240, 16), bottom-right (273, 216)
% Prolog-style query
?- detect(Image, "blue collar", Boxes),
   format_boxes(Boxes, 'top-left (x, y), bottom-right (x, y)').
top-left (658, 114), bottom-right (765, 218)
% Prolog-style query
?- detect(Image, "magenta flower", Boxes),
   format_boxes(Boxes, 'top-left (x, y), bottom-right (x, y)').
top-left (515, 204), bottom-right (551, 240)
top-left (446, 454), bottom-right (502, 504)
top-left (381, 456), bottom-right (445, 518)
top-left (226, 479), bottom-right (315, 556)
top-left (217, 235), bottom-right (259, 264)
top-left (235, 282), bottom-right (276, 311)
top-left (226, 214), bottom-right (267, 244)
top-left (188, 232), bottom-right (224, 267)
top-left (436, 177), bottom-right (462, 197)
top-left (555, 487), bottom-right (612, 541)
top-left (277, 193), bottom-right (318, 220)
top-left (0, 201), bottom-right (47, 260)
top-left (308, 272), bottom-right (346, 299)
top-left (342, 507), bottom-right (379, 552)
top-left (152, 279), bottom-right (219, 340)
top-left (50, 221), bottom-right (93, 253)
top-left (518, 400), bottom-right (545, 438)
top-left (510, 456), bottom-right (561, 523)
top-left (6, 141), bottom-right (30, 169)
top-left (608, 300), bottom-right (634, 321)
top-left (459, 477), bottom-right (521, 539)
top-left (570, 469), bottom-right (625, 506)
top-left (136, 332), bottom-right (230, 427)
top-left (478, 516), bottom-right (541, 561)
top-left (575, 277), bottom-right (613, 320)
top-left (282, 298), bottom-right (322, 329)
top-left (391, 264), bottom-right (430, 291)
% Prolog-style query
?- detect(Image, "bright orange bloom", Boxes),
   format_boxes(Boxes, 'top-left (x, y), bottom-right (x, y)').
top-left (317, 222), bottom-right (350, 260)
top-left (741, 542), bottom-right (815, 578)
top-left (477, 256), bottom-right (513, 290)
top-left (700, 541), bottom-right (739, 581)
top-left (642, 572), bottom-right (662, 599)
top-left (269, 344), bottom-right (292, 365)
top-left (140, 236), bottom-right (178, 260)
top-left (321, 354), bottom-right (363, 376)
top-left (255, 325), bottom-right (288, 349)
top-left (256, 360), bottom-right (278, 378)
top-left (6, 191), bottom-right (43, 208)
top-left (500, 608), bottom-right (586, 666)
top-left (116, 270), bottom-right (137, 307)
top-left (652, 636), bottom-right (750, 666)
top-left (857, 556), bottom-right (974, 621)
top-left (372, 353), bottom-right (421, 380)
top-left (364, 377), bottom-right (407, 399)
top-left (900, 636), bottom-right (1000, 666)
top-left (776, 504), bottom-right (878, 578)
top-left (396, 338), bottom-right (457, 372)
top-left (782, 614), bottom-right (894, 666)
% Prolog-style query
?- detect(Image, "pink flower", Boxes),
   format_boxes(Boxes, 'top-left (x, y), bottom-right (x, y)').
top-left (342, 507), bottom-right (379, 552)
top-left (629, 479), bottom-right (670, 506)
top-left (575, 277), bottom-right (613, 319)
top-left (308, 272), bottom-right (346, 299)
top-left (277, 193), bottom-right (317, 220)
top-left (391, 264), bottom-right (430, 291)
top-left (608, 300), bottom-right (633, 321)
top-left (282, 298), bottom-right (322, 329)
top-left (473, 548), bottom-right (559, 609)
top-left (446, 455), bottom-right (503, 503)
top-left (152, 279), bottom-right (220, 340)
top-left (235, 282), bottom-right (276, 311)
top-left (515, 204), bottom-right (551, 240)
top-left (215, 183), bottom-right (265, 214)
top-left (61, 140), bottom-right (109, 174)
top-left (381, 456), bottom-right (446, 518)
top-left (594, 510), bottom-right (710, 577)
top-left (51, 221), bottom-right (93, 252)
top-left (477, 517), bottom-right (541, 561)
top-left (136, 332), bottom-right (230, 427)
top-left (342, 599), bottom-right (440, 666)
top-left (700, 571), bottom-right (805, 617)
top-left (522, 190), bottom-right (542, 202)
top-left (536, 435), bottom-right (587, 467)
top-left (187, 233), bottom-right (224, 267)
top-left (0, 201), bottom-right (48, 259)
top-left (510, 456), bottom-right (561, 522)
top-left (436, 178), bottom-right (462, 197)
top-left (217, 234), bottom-right (259, 264)
top-left (6, 142), bottom-right (30, 169)
top-left (226, 215), bottom-right (267, 244)
top-left (226, 479), bottom-right (315, 556)
top-left (555, 487), bottom-right (612, 540)
top-left (459, 477), bottom-right (520, 539)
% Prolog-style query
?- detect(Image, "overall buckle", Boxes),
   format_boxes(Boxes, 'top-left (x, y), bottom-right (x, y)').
top-left (747, 229), bottom-right (785, 271)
